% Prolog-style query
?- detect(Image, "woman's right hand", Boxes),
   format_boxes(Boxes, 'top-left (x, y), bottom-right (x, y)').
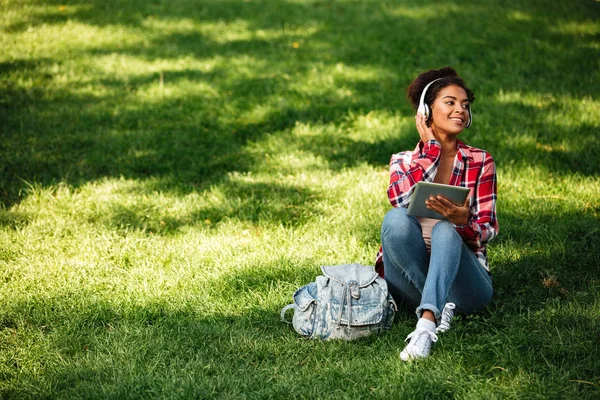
top-left (416, 112), bottom-right (437, 143)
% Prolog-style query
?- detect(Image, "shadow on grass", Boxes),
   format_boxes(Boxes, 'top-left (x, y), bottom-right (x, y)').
top-left (1, 252), bottom-right (598, 398)
top-left (93, 179), bottom-right (323, 234)
top-left (491, 208), bottom-right (600, 297)
top-left (6, 0), bottom-right (597, 95)
top-left (0, 256), bottom-right (401, 398)
top-left (1, 59), bottom-right (383, 206)
top-left (293, 94), bottom-right (600, 175)
top-left (3, 0), bottom-right (599, 207)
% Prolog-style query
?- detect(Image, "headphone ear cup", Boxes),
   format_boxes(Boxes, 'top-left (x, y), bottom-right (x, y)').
top-left (423, 104), bottom-right (431, 120)
top-left (466, 106), bottom-right (472, 128)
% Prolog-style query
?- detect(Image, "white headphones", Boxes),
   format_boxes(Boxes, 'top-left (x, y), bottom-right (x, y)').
top-left (417, 78), bottom-right (472, 128)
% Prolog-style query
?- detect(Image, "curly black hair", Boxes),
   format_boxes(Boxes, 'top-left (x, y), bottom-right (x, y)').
top-left (406, 67), bottom-right (475, 111)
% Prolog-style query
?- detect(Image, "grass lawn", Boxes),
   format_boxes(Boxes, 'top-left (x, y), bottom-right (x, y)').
top-left (1, 0), bottom-right (599, 398)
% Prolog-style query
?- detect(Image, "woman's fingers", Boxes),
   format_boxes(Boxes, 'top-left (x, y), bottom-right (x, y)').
top-left (416, 112), bottom-right (435, 142)
top-left (434, 196), bottom-right (454, 208)
top-left (426, 195), bottom-right (470, 225)
top-left (425, 196), bottom-right (444, 214)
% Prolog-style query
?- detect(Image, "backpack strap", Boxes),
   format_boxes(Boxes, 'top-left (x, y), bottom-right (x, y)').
top-left (280, 303), bottom-right (296, 324)
top-left (345, 283), bottom-right (352, 328)
top-left (337, 281), bottom-right (358, 328)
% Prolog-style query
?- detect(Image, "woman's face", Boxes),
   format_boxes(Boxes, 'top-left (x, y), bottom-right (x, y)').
top-left (429, 85), bottom-right (470, 135)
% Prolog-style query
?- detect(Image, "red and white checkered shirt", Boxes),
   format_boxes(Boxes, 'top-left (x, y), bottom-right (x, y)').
top-left (375, 139), bottom-right (498, 273)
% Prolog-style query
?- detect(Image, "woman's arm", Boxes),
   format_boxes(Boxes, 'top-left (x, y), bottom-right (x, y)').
top-left (388, 112), bottom-right (443, 207)
top-left (387, 140), bottom-right (441, 208)
top-left (454, 153), bottom-right (498, 247)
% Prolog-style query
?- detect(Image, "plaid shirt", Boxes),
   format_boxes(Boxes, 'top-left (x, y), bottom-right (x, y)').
top-left (375, 139), bottom-right (498, 273)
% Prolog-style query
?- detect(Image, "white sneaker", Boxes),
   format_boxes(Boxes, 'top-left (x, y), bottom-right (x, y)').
top-left (436, 302), bottom-right (456, 333)
top-left (399, 328), bottom-right (438, 361)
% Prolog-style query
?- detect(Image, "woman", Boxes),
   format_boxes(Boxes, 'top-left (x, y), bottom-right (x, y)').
top-left (375, 67), bottom-right (498, 361)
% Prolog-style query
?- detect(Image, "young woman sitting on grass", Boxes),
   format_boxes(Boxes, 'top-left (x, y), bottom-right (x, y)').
top-left (374, 67), bottom-right (498, 361)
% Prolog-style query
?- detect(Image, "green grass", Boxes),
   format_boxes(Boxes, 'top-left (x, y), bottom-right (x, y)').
top-left (1, 0), bottom-right (599, 398)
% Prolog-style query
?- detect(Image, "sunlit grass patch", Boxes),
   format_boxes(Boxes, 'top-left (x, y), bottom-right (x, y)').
top-left (550, 19), bottom-right (600, 38)
top-left (494, 91), bottom-right (600, 127)
top-left (3, 20), bottom-right (147, 57)
top-left (384, 2), bottom-right (462, 18)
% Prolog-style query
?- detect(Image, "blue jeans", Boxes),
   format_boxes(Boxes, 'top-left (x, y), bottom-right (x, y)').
top-left (381, 207), bottom-right (493, 321)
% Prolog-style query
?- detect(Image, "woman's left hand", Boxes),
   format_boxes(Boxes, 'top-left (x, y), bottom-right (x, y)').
top-left (426, 195), bottom-right (470, 226)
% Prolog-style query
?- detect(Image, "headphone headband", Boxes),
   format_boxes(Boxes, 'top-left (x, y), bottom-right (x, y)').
top-left (417, 78), bottom-right (442, 117)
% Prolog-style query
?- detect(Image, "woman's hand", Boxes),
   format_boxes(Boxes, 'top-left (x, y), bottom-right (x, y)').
top-left (416, 112), bottom-right (437, 143)
top-left (426, 195), bottom-right (470, 226)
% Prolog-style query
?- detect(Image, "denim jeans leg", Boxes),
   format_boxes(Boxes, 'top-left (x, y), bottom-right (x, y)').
top-left (447, 244), bottom-right (493, 314)
top-left (417, 221), bottom-right (462, 320)
top-left (418, 220), bottom-right (493, 320)
top-left (381, 207), bottom-right (430, 311)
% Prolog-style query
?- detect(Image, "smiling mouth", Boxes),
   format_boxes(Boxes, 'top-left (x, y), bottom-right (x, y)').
top-left (449, 117), bottom-right (464, 123)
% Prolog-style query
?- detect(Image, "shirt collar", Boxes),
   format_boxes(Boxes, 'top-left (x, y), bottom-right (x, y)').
top-left (416, 139), bottom-right (474, 162)
top-left (457, 139), bottom-right (474, 162)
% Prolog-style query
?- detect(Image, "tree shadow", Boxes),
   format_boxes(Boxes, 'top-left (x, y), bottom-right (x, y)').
top-left (491, 207), bottom-right (599, 296)
top-left (2, 0), bottom-right (599, 203)
top-left (85, 179), bottom-right (324, 235)
top-left (305, 97), bottom-right (600, 176)
top-left (2, 242), bottom-right (598, 397)
top-left (0, 255), bottom-right (397, 398)
top-left (1, 44), bottom-right (387, 207)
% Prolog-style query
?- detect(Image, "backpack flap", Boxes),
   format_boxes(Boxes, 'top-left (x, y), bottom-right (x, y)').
top-left (321, 263), bottom-right (378, 287)
top-left (281, 282), bottom-right (317, 326)
top-left (321, 264), bottom-right (386, 327)
top-left (292, 282), bottom-right (317, 311)
top-left (289, 282), bottom-right (318, 338)
top-left (329, 288), bottom-right (384, 326)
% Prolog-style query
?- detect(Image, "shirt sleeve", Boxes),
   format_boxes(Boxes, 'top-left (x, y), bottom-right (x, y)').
top-left (454, 152), bottom-right (499, 248)
top-left (387, 140), bottom-right (441, 208)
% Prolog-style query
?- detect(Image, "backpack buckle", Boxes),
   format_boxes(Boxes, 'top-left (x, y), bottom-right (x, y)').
top-left (348, 280), bottom-right (360, 299)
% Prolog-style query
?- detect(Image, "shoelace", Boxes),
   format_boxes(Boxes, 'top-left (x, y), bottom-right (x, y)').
top-left (405, 328), bottom-right (438, 343)
top-left (436, 302), bottom-right (456, 333)
top-left (403, 328), bottom-right (438, 357)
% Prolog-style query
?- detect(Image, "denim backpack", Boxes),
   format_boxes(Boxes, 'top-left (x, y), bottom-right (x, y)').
top-left (281, 263), bottom-right (397, 340)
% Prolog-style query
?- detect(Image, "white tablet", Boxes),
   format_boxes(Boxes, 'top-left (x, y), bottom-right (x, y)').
top-left (406, 181), bottom-right (470, 220)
